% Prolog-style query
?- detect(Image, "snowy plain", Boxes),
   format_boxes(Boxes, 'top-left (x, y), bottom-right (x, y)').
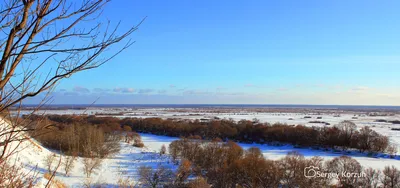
top-left (6, 107), bottom-right (400, 187)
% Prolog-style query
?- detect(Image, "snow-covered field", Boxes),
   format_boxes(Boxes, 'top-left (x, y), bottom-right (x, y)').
top-left (19, 107), bottom-right (400, 151)
top-left (139, 133), bottom-right (400, 170)
top-left (5, 107), bottom-right (400, 186)
top-left (8, 137), bottom-right (176, 187)
top-left (1, 119), bottom-right (176, 187)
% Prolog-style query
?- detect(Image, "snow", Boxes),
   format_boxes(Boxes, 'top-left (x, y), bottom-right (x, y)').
top-left (139, 133), bottom-right (400, 171)
top-left (1, 119), bottom-right (176, 187)
top-left (12, 140), bottom-right (176, 187)
top-left (4, 108), bottom-right (400, 186)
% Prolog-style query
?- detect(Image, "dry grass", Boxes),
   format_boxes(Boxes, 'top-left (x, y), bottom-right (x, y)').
top-left (43, 173), bottom-right (67, 188)
top-left (24, 135), bottom-right (43, 151)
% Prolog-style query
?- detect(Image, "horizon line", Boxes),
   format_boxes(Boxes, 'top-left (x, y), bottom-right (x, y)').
top-left (19, 103), bottom-right (400, 107)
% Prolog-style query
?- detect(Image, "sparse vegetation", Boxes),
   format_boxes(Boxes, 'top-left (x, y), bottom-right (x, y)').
top-left (0, 162), bottom-right (38, 187)
top-left (62, 155), bottom-right (77, 176)
top-left (26, 115), bottom-right (392, 154)
top-left (117, 176), bottom-right (137, 188)
top-left (382, 166), bottom-right (400, 188)
top-left (82, 157), bottom-right (103, 178)
top-left (138, 165), bottom-right (174, 188)
top-left (160, 144), bottom-right (167, 155)
top-left (168, 138), bottom-right (400, 187)
top-left (132, 133), bottom-right (145, 148)
top-left (43, 154), bottom-right (57, 173)
top-left (26, 115), bottom-right (121, 158)
top-left (43, 173), bottom-right (67, 188)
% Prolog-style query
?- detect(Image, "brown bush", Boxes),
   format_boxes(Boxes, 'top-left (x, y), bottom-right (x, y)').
top-left (326, 155), bottom-right (362, 187)
top-left (30, 120), bottom-right (120, 158)
top-left (359, 168), bottom-right (381, 188)
top-left (187, 177), bottom-right (211, 188)
top-left (387, 144), bottom-right (398, 158)
top-left (43, 154), bottom-right (57, 173)
top-left (175, 159), bottom-right (192, 185)
top-left (138, 165), bottom-right (174, 188)
top-left (381, 165), bottom-right (400, 188)
top-left (132, 133), bottom-right (144, 148)
top-left (168, 138), bottom-right (395, 188)
top-left (62, 155), bottom-right (77, 176)
top-left (82, 157), bottom-right (103, 178)
top-left (160, 144), bottom-right (167, 155)
top-left (0, 161), bottom-right (37, 187)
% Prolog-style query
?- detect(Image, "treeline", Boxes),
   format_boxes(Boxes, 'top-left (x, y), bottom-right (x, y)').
top-left (122, 118), bottom-right (393, 154)
top-left (27, 115), bottom-right (394, 155)
top-left (165, 138), bottom-right (400, 188)
top-left (26, 115), bottom-right (121, 158)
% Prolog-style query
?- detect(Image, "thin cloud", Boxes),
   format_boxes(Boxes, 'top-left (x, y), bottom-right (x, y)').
top-left (183, 90), bottom-right (212, 95)
top-left (314, 84), bottom-right (325, 88)
top-left (64, 92), bottom-right (79, 96)
top-left (73, 86), bottom-right (90, 93)
top-left (122, 88), bottom-right (135, 93)
top-left (351, 86), bottom-right (370, 91)
top-left (217, 92), bottom-right (245, 96)
top-left (376, 93), bottom-right (398, 99)
top-left (295, 84), bottom-right (303, 88)
top-left (177, 87), bottom-right (188, 92)
top-left (216, 87), bottom-right (227, 91)
top-left (113, 87), bottom-right (135, 93)
top-left (244, 84), bottom-right (266, 88)
top-left (158, 89), bottom-right (167, 94)
top-left (277, 88), bottom-right (288, 91)
top-left (93, 88), bottom-right (111, 93)
top-left (138, 89), bottom-right (154, 94)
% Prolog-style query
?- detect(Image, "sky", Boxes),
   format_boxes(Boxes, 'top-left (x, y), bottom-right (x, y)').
top-left (27, 0), bottom-right (400, 105)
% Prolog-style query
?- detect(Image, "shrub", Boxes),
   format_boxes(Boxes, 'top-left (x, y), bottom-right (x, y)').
top-left (133, 134), bottom-right (144, 148)
top-left (82, 157), bottom-right (103, 178)
top-left (43, 154), bottom-right (57, 173)
top-left (62, 155), bottom-right (77, 176)
top-left (138, 165), bottom-right (174, 188)
top-left (326, 156), bottom-right (362, 187)
top-left (382, 166), bottom-right (400, 188)
top-left (187, 177), bottom-right (210, 188)
top-left (0, 161), bottom-right (37, 187)
top-left (359, 168), bottom-right (381, 188)
top-left (160, 144), bottom-right (167, 155)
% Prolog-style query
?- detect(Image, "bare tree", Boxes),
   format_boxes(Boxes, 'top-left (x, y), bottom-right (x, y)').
top-left (381, 165), bottom-right (400, 188)
top-left (138, 165), bottom-right (174, 188)
top-left (117, 176), bottom-right (137, 188)
top-left (43, 153), bottom-right (57, 173)
top-left (326, 156), bottom-right (362, 187)
top-left (0, 0), bottom-right (143, 162)
top-left (0, 160), bottom-right (38, 187)
top-left (62, 154), bottom-right (76, 176)
top-left (360, 168), bottom-right (381, 188)
top-left (82, 156), bottom-right (102, 178)
top-left (174, 159), bottom-right (191, 185)
top-left (160, 144), bottom-right (166, 156)
top-left (132, 133), bottom-right (144, 148)
top-left (0, 0), bottom-right (142, 185)
top-left (387, 143), bottom-right (398, 158)
top-left (187, 177), bottom-right (211, 188)
top-left (336, 120), bottom-right (357, 150)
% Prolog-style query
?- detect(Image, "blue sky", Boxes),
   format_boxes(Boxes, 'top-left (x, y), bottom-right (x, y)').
top-left (30, 0), bottom-right (400, 105)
